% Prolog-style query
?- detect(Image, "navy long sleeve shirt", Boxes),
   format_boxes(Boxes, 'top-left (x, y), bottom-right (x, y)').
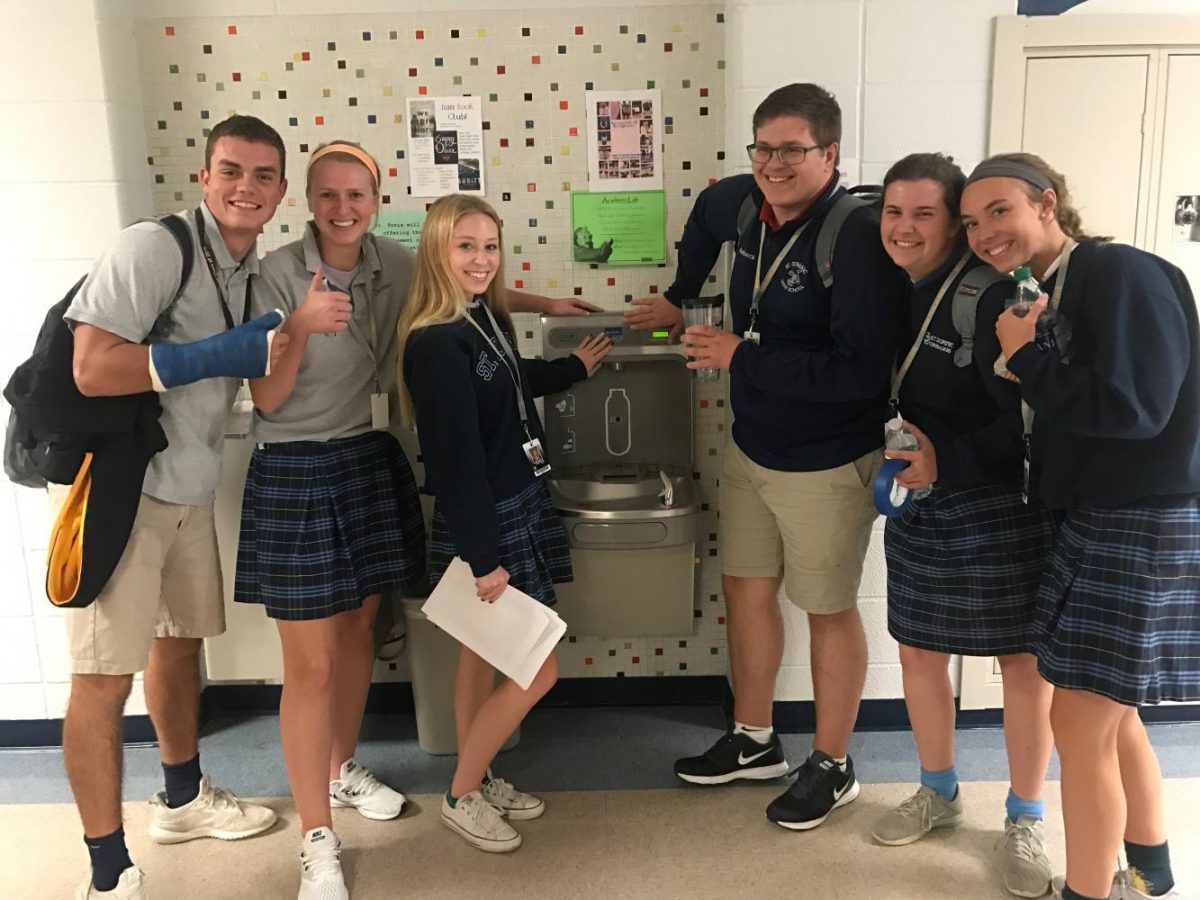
top-left (896, 254), bottom-right (1025, 487)
top-left (664, 173), bottom-right (906, 471)
top-left (1006, 240), bottom-right (1200, 508)
top-left (405, 304), bottom-right (586, 576)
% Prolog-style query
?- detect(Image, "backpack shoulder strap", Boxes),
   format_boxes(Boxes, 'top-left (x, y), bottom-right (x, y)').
top-left (155, 213), bottom-right (195, 300)
top-left (951, 265), bottom-right (1008, 368)
top-left (814, 193), bottom-right (869, 290)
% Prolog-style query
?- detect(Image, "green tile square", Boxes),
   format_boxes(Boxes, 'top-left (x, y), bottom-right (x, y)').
top-left (489, 93), bottom-right (498, 102)
top-left (544, 200), bottom-right (554, 209)
top-left (453, 75), bottom-right (462, 85)
top-left (619, 25), bottom-right (628, 34)
top-left (169, 64), bottom-right (179, 74)
top-left (513, 244), bottom-right (522, 254)
top-left (717, 59), bottom-right (725, 70)
top-left (646, 80), bottom-right (655, 89)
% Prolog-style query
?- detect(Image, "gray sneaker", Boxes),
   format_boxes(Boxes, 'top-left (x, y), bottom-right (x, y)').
top-left (1000, 815), bottom-right (1053, 898)
top-left (1116, 868), bottom-right (1181, 899)
top-left (871, 784), bottom-right (963, 846)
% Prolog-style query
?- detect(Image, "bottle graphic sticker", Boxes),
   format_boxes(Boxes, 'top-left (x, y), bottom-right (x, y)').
top-left (605, 388), bottom-right (632, 456)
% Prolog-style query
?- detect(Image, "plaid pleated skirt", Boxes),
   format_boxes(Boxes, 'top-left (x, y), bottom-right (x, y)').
top-left (235, 431), bottom-right (426, 620)
top-left (429, 478), bottom-right (572, 607)
top-left (885, 483), bottom-right (1056, 656)
top-left (1034, 502), bottom-right (1200, 706)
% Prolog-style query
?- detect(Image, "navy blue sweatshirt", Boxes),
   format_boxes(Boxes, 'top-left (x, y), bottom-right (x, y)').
top-left (897, 254), bottom-right (1025, 487)
top-left (404, 303), bottom-right (587, 576)
top-left (1007, 241), bottom-right (1200, 508)
top-left (664, 173), bottom-right (906, 471)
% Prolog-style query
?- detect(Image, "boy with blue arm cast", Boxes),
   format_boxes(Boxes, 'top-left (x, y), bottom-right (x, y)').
top-left (63, 115), bottom-right (290, 900)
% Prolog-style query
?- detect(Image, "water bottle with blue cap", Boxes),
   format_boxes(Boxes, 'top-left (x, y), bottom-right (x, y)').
top-left (994, 266), bottom-right (1042, 382)
top-left (874, 414), bottom-right (932, 517)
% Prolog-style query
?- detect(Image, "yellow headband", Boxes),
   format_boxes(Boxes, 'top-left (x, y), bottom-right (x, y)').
top-left (307, 143), bottom-right (380, 187)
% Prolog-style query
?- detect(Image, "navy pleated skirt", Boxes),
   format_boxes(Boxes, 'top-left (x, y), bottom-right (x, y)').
top-left (235, 431), bottom-right (426, 620)
top-left (885, 483), bottom-right (1055, 656)
top-left (429, 478), bottom-right (572, 607)
top-left (1034, 502), bottom-right (1200, 706)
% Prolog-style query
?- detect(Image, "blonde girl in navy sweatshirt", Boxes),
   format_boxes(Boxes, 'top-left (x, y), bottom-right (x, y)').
top-left (398, 194), bottom-right (609, 855)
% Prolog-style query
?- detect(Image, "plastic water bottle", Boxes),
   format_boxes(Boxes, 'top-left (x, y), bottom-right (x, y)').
top-left (994, 266), bottom-right (1043, 381)
top-left (1007, 266), bottom-right (1041, 317)
top-left (884, 415), bottom-right (931, 500)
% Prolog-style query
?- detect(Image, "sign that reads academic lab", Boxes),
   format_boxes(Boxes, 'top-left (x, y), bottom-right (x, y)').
top-left (570, 191), bottom-right (667, 266)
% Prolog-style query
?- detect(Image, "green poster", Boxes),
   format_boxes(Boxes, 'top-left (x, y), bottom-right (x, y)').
top-left (570, 191), bottom-right (666, 265)
top-left (372, 211), bottom-right (427, 251)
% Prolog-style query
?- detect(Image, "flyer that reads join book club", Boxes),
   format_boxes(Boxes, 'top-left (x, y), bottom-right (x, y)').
top-left (406, 96), bottom-right (485, 197)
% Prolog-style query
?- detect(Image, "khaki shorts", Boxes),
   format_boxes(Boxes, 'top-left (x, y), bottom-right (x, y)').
top-left (63, 493), bottom-right (226, 675)
top-left (719, 441), bottom-right (881, 615)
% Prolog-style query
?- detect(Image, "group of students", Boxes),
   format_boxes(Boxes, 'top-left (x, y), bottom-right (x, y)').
top-left (56, 78), bottom-right (1198, 900)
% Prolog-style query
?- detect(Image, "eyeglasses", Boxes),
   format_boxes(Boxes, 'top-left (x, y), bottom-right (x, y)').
top-left (745, 143), bottom-right (823, 165)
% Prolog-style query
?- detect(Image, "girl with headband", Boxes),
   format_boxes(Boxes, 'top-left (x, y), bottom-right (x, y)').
top-left (962, 152), bottom-right (1198, 900)
top-left (870, 153), bottom-right (1056, 899)
top-left (399, 194), bottom-right (610, 854)
top-left (237, 143), bottom-right (593, 899)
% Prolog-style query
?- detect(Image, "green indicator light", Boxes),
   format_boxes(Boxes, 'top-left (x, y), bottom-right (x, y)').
top-left (652, 330), bottom-right (670, 339)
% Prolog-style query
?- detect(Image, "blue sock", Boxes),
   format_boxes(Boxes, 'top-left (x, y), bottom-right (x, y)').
top-left (919, 765), bottom-right (959, 802)
top-left (163, 754), bottom-right (202, 809)
top-left (1005, 787), bottom-right (1044, 823)
top-left (84, 827), bottom-right (132, 892)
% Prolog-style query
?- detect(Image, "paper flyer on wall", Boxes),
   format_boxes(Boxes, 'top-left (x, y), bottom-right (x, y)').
top-left (406, 97), bottom-right (485, 197)
top-left (585, 89), bottom-right (663, 192)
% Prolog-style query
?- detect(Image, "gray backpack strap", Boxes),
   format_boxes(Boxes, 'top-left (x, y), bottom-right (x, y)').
top-left (951, 265), bottom-right (1008, 368)
top-left (814, 193), bottom-right (869, 290)
top-left (736, 193), bottom-right (758, 240)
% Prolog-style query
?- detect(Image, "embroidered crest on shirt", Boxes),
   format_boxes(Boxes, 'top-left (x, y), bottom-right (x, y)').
top-left (922, 332), bottom-right (955, 355)
top-left (781, 261), bottom-right (807, 293)
top-left (476, 351), bottom-right (500, 381)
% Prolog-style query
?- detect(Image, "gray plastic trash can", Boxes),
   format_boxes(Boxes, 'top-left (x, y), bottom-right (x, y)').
top-left (402, 596), bottom-right (519, 755)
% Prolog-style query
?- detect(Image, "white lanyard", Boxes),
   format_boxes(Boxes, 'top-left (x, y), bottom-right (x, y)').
top-left (1021, 239), bottom-right (1078, 435)
top-left (748, 220), bottom-right (811, 333)
top-left (889, 251), bottom-right (974, 411)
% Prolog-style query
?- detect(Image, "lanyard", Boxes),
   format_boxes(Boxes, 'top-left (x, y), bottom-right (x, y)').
top-left (748, 220), bottom-right (811, 333)
top-left (194, 207), bottom-right (252, 331)
top-left (462, 301), bottom-right (534, 438)
top-left (889, 252), bottom-right (974, 411)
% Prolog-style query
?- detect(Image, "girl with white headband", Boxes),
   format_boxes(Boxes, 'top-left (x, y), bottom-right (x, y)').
top-left (236, 141), bottom-right (593, 900)
top-left (962, 152), bottom-right (1197, 900)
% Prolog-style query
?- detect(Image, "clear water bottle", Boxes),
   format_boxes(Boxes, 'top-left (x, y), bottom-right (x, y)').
top-left (994, 266), bottom-right (1043, 381)
top-left (884, 415), bottom-right (932, 500)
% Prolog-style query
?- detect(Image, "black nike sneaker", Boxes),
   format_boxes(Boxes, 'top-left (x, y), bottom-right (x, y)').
top-left (674, 729), bottom-right (790, 785)
top-left (766, 750), bottom-right (860, 830)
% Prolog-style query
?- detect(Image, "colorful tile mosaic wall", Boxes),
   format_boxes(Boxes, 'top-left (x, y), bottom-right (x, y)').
top-left (134, 8), bottom-right (728, 679)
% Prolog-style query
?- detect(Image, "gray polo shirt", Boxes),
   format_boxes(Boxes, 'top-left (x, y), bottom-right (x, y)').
top-left (65, 203), bottom-right (254, 506)
top-left (252, 226), bottom-right (414, 443)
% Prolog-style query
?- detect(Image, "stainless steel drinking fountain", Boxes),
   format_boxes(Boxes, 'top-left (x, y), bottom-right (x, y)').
top-left (540, 313), bottom-right (701, 637)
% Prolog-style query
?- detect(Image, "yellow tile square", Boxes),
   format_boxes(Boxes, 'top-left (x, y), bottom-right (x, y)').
top-left (259, 72), bottom-right (268, 81)
top-left (560, 146), bottom-right (570, 155)
top-left (477, 28), bottom-right (486, 38)
top-left (383, 86), bottom-right (393, 97)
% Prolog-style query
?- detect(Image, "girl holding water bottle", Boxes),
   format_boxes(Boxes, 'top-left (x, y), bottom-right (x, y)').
top-left (398, 194), bottom-right (610, 854)
top-left (962, 151), bottom-right (1199, 900)
top-left (870, 153), bottom-right (1057, 898)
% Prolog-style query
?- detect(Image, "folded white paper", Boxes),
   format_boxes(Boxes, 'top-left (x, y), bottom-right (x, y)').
top-left (421, 557), bottom-right (567, 690)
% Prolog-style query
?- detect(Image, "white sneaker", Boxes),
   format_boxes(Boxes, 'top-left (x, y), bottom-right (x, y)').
top-left (999, 815), bottom-right (1053, 898)
top-left (329, 758), bottom-right (406, 821)
top-left (148, 775), bottom-right (277, 843)
top-left (76, 865), bottom-right (148, 899)
top-left (481, 769), bottom-right (545, 820)
top-left (441, 790), bottom-right (521, 853)
top-left (298, 827), bottom-right (349, 900)
top-left (1117, 868), bottom-right (1181, 899)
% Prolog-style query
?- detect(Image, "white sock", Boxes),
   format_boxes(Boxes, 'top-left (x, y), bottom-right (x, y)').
top-left (828, 754), bottom-right (848, 772)
top-left (733, 721), bottom-right (774, 745)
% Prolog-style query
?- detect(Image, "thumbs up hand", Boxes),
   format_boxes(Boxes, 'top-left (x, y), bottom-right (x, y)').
top-left (291, 268), bottom-right (353, 337)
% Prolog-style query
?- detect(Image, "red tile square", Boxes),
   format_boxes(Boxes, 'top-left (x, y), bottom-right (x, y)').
top-left (415, 29), bottom-right (424, 39)
top-left (718, 616), bottom-right (726, 625)
top-left (575, 25), bottom-right (584, 35)
top-left (418, 85), bottom-right (427, 95)
top-left (314, 115), bottom-right (324, 125)
top-left (700, 400), bottom-right (709, 409)
top-left (606, 277), bottom-right (616, 286)
top-left (531, 55), bottom-right (541, 64)
top-left (232, 72), bottom-right (241, 82)
top-left (388, 167), bottom-right (398, 177)
top-left (585, 657), bottom-right (593, 665)
top-left (664, 42), bottom-right (673, 51)
top-left (632, 656), bottom-right (640, 664)
top-left (700, 87), bottom-right (709, 97)
top-left (499, 138), bottom-right (509, 148)
top-left (569, 127), bottom-right (578, 137)
top-left (526, 182), bottom-right (537, 192)
top-left (559, 100), bottom-right (568, 110)
top-left (515, 279), bottom-right (524, 289)
top-left (521, 261), bottom-right (531, 271)
top-left (301, 51), bottom-right (310, 61)
top-left (164, 26), bottom-right (175, 36)
top-left (497, 65), bottom-right (506, 75)
top-left (408, 67), bottom-right (417, 76)
top-left (708, 178), bottom-right (717, 186)
top-left (649, 285), bottom-right (658, 293)
top-left (227, 25), bottom-right (237, 35)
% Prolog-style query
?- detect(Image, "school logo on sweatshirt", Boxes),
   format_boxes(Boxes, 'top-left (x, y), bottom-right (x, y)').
top-left (781, 260), bottom-right (807, 293)
top-left (476, 351), bottom-right (500, 381)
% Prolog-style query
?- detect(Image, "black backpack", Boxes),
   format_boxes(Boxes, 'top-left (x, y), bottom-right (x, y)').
top-left (736, 186), bottom-right (1008, 366)
top-left (3, 214), bottom-right (194, 488)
